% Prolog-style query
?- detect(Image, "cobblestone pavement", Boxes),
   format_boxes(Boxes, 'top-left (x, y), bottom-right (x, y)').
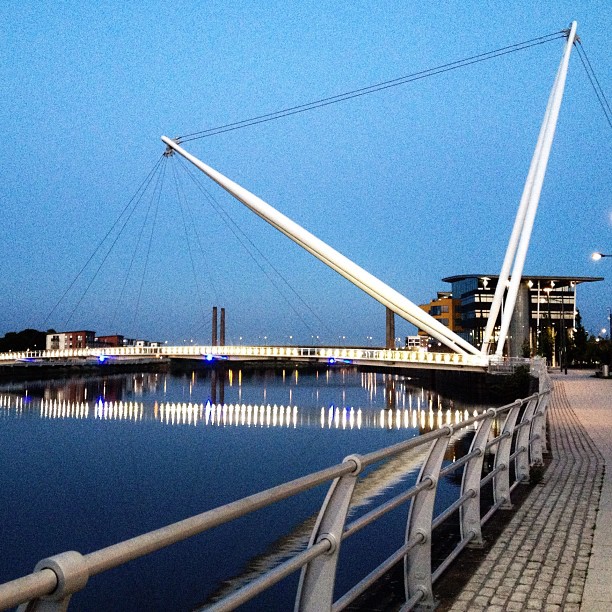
top-left (447, 372), bottom-right (607, 611)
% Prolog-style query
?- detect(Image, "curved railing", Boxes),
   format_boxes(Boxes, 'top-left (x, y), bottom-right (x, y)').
top-left (0, 371), bottom-right (551, 611)
top-left (0, 344), bottom-right (490, 369)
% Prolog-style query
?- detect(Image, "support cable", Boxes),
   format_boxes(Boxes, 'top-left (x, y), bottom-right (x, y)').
top-left (176, 162), bottom-right (221, 306)
top-left (64, 159), bottom-right (165, 328)
top-left (44, 155), bottom-right (164, 327)
top-left (131, 159), bottom-right (166, 331)
top-left (574, 42), bottom-right (612, 129)
top-left (178, 31), bottom-right (565, 142)
top-left (175, 157), bottom-right (331, 337)
top-left (111, 159), bottom-right (166, 330)
top-left (170, 160), bottom-right (210, 334)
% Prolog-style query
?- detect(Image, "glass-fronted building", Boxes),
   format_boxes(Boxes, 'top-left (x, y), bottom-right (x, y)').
top-left (441, 274), bottom-right (603, 356)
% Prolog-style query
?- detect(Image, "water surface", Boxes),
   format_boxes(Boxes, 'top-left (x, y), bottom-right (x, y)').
top-left (0, 366), bottom-right (489, 610)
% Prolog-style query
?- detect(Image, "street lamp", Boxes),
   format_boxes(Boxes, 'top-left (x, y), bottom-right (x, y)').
top-left (591, 252), bottom-right (611, 261)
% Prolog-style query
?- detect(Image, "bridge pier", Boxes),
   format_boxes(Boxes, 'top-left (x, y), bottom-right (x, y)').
top-left (212, 306), bottom-right (218, 346)
top-left (386, 307), bottom-right (395, 349)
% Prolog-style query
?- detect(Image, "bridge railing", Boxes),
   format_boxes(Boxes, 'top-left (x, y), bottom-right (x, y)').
top-left (0, 371), bottom-right (551, 611)
top-left (0, 344), bottom-right (490, 368)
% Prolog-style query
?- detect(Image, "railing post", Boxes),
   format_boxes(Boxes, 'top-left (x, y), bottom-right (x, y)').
top-left (405, 427), bottom-right (453, 609)
top-left (17, 551), bottom-right (89, 612)
top-left (294, 455), bottom-right (362, 611)
top-left (460, 409), bottom-right (496, 548)
top-left (493, 401), bottom-right (522, 509)
top-left (515, 397), bottom-right (538, 483)
top-left (530, 392), bottom-right (549, 465)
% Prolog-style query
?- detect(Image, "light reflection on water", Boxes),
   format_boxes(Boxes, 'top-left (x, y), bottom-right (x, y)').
top-left (0, 394), bottom-right (484, 432)
top-left (0, 367), bottom-right (491, 611)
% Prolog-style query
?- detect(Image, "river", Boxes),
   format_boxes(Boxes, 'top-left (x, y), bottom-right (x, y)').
top-left (0, 365), bottom-right (491, 611)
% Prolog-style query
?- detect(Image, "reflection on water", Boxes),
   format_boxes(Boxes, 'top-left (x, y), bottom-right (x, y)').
top-left (0, 369), bottom-right (466, 413)
top-left (0, 394), bottom-right (485, 432)
top-left (0, 365), bottom-right (486, 434)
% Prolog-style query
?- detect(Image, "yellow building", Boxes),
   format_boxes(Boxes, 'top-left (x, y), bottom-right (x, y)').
top-left (418, 292), bottom-right (463, 342)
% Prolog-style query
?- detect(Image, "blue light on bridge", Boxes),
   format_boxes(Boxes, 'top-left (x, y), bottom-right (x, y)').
top-left (327, 357), bottom-right (352, 365)
top-left (204, 354), bottom-right (229, 362)
top-left (98, 354), bottom-right (107, 363)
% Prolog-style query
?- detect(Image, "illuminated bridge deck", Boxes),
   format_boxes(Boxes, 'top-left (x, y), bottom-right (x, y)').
top-left (0, 345), bottom-right (491, 372)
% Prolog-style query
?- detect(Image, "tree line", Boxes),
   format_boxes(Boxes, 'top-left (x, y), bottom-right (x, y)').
top-left (0, 329), bottom-right (55, 352)
top-left (535, 310), bottom-right (611, 367)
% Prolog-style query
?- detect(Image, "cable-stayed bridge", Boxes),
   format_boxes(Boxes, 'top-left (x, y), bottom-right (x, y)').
top-left (155, 23), bottom-right (579, 365)
top-left (23, 23), bottom-right (597, 375)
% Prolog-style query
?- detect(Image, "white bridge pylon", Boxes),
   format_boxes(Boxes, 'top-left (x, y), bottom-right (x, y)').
top-left (161, 135), bottom-right (481, 357)
top-left (481, 21), bottom-right (577, 356)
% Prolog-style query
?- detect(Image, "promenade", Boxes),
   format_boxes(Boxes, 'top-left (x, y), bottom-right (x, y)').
top-left (443, 369), bottom-right (611, 611)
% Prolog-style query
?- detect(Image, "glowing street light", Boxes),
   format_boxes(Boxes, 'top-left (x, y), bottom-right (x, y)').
top-left (591, 252), bottom-right (611, 261)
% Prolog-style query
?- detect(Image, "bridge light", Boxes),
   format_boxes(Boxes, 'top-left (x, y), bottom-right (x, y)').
top-left (98, 354), bottom-right (107, 363)
top-left (205, 354), bottom-right (214, 362)
top-left (328, 357), bottom-right (336, 365)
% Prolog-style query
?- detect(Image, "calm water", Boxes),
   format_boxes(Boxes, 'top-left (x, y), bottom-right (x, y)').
top-left (0, 366), bottom-right (490, 611)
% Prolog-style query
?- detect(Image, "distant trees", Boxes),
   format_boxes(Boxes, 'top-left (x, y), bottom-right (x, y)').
top-left (537, 323), bottom-right (555, 366)
top-left (536, 310), bottom-right (611, 367)
top-left (0, 329), bottom-right (54, 352)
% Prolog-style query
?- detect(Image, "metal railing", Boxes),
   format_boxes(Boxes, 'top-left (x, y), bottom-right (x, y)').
top-left (0, 344), bottom-right (490, 369)
top-left (0, 371), bottom-right (551, 611)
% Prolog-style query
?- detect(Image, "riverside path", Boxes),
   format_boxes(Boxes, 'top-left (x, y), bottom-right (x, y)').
top-left (439, 369), bottom-right (611, 611)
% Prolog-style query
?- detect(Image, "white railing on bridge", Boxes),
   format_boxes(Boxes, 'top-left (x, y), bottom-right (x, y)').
top-left (0, 371), bottom-right (551, 611)
top-left (0, 344), bottom-right (490, 369)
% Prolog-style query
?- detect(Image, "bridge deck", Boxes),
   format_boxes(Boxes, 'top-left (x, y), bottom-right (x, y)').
top-left (0, 345), bottom-right (492, 372)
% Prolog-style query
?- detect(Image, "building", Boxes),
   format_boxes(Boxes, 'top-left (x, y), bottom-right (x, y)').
top-left (46, 332), bottom-right (161, 351)
top-left (46, 330), bottom-right (96, 351)
top-left (404, 336), bottom-right (428, 350)
top-left (419, 291), bottom-right (463, 340)
top-left (123, 338), bottom-right (161, 348)
top-left (96, 335), bottom-right (125, 347)
top-left (441, 274), bottom-right (603, 356)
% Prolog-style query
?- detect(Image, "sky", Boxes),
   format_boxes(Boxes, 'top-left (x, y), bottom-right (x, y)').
top-left (1, 1), bottom-right (610, 346)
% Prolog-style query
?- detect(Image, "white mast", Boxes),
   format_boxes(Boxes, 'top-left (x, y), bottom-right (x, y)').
top-left (481, 21), bottom-right (578, 355)
top-left (161, 136), bottom-right (482, 357)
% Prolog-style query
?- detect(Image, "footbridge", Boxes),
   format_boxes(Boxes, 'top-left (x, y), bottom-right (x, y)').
top-left (160, 22), bottom-right (578, 362)
top-left (0, 344), bottom-right (492, 373)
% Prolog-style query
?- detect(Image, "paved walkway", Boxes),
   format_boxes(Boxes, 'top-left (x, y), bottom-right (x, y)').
top-left (446, 369), bottom-right (610, 611)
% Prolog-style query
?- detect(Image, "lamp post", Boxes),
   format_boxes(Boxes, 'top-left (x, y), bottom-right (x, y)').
top-left (592, 252), bottom-right (611, 261)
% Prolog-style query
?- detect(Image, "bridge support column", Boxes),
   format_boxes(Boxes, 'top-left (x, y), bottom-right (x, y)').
top-left (386, 307), bottom-right (395, 350)
top-left (508, 282), bottom-right (530, 357)
top-left (220, 308), bottom-right (226, 346)
top-left (212, 306), bottom-right (218, 346)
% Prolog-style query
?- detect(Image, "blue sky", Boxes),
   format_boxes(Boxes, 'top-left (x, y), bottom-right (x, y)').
top-left (1, 1), bottom-right (610, 345)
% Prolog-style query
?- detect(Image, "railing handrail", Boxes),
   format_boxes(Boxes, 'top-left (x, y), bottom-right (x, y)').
top-left (0, 344), bottom-right (490, 369)
top-left (0, 374), bottom-right (551, 611)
